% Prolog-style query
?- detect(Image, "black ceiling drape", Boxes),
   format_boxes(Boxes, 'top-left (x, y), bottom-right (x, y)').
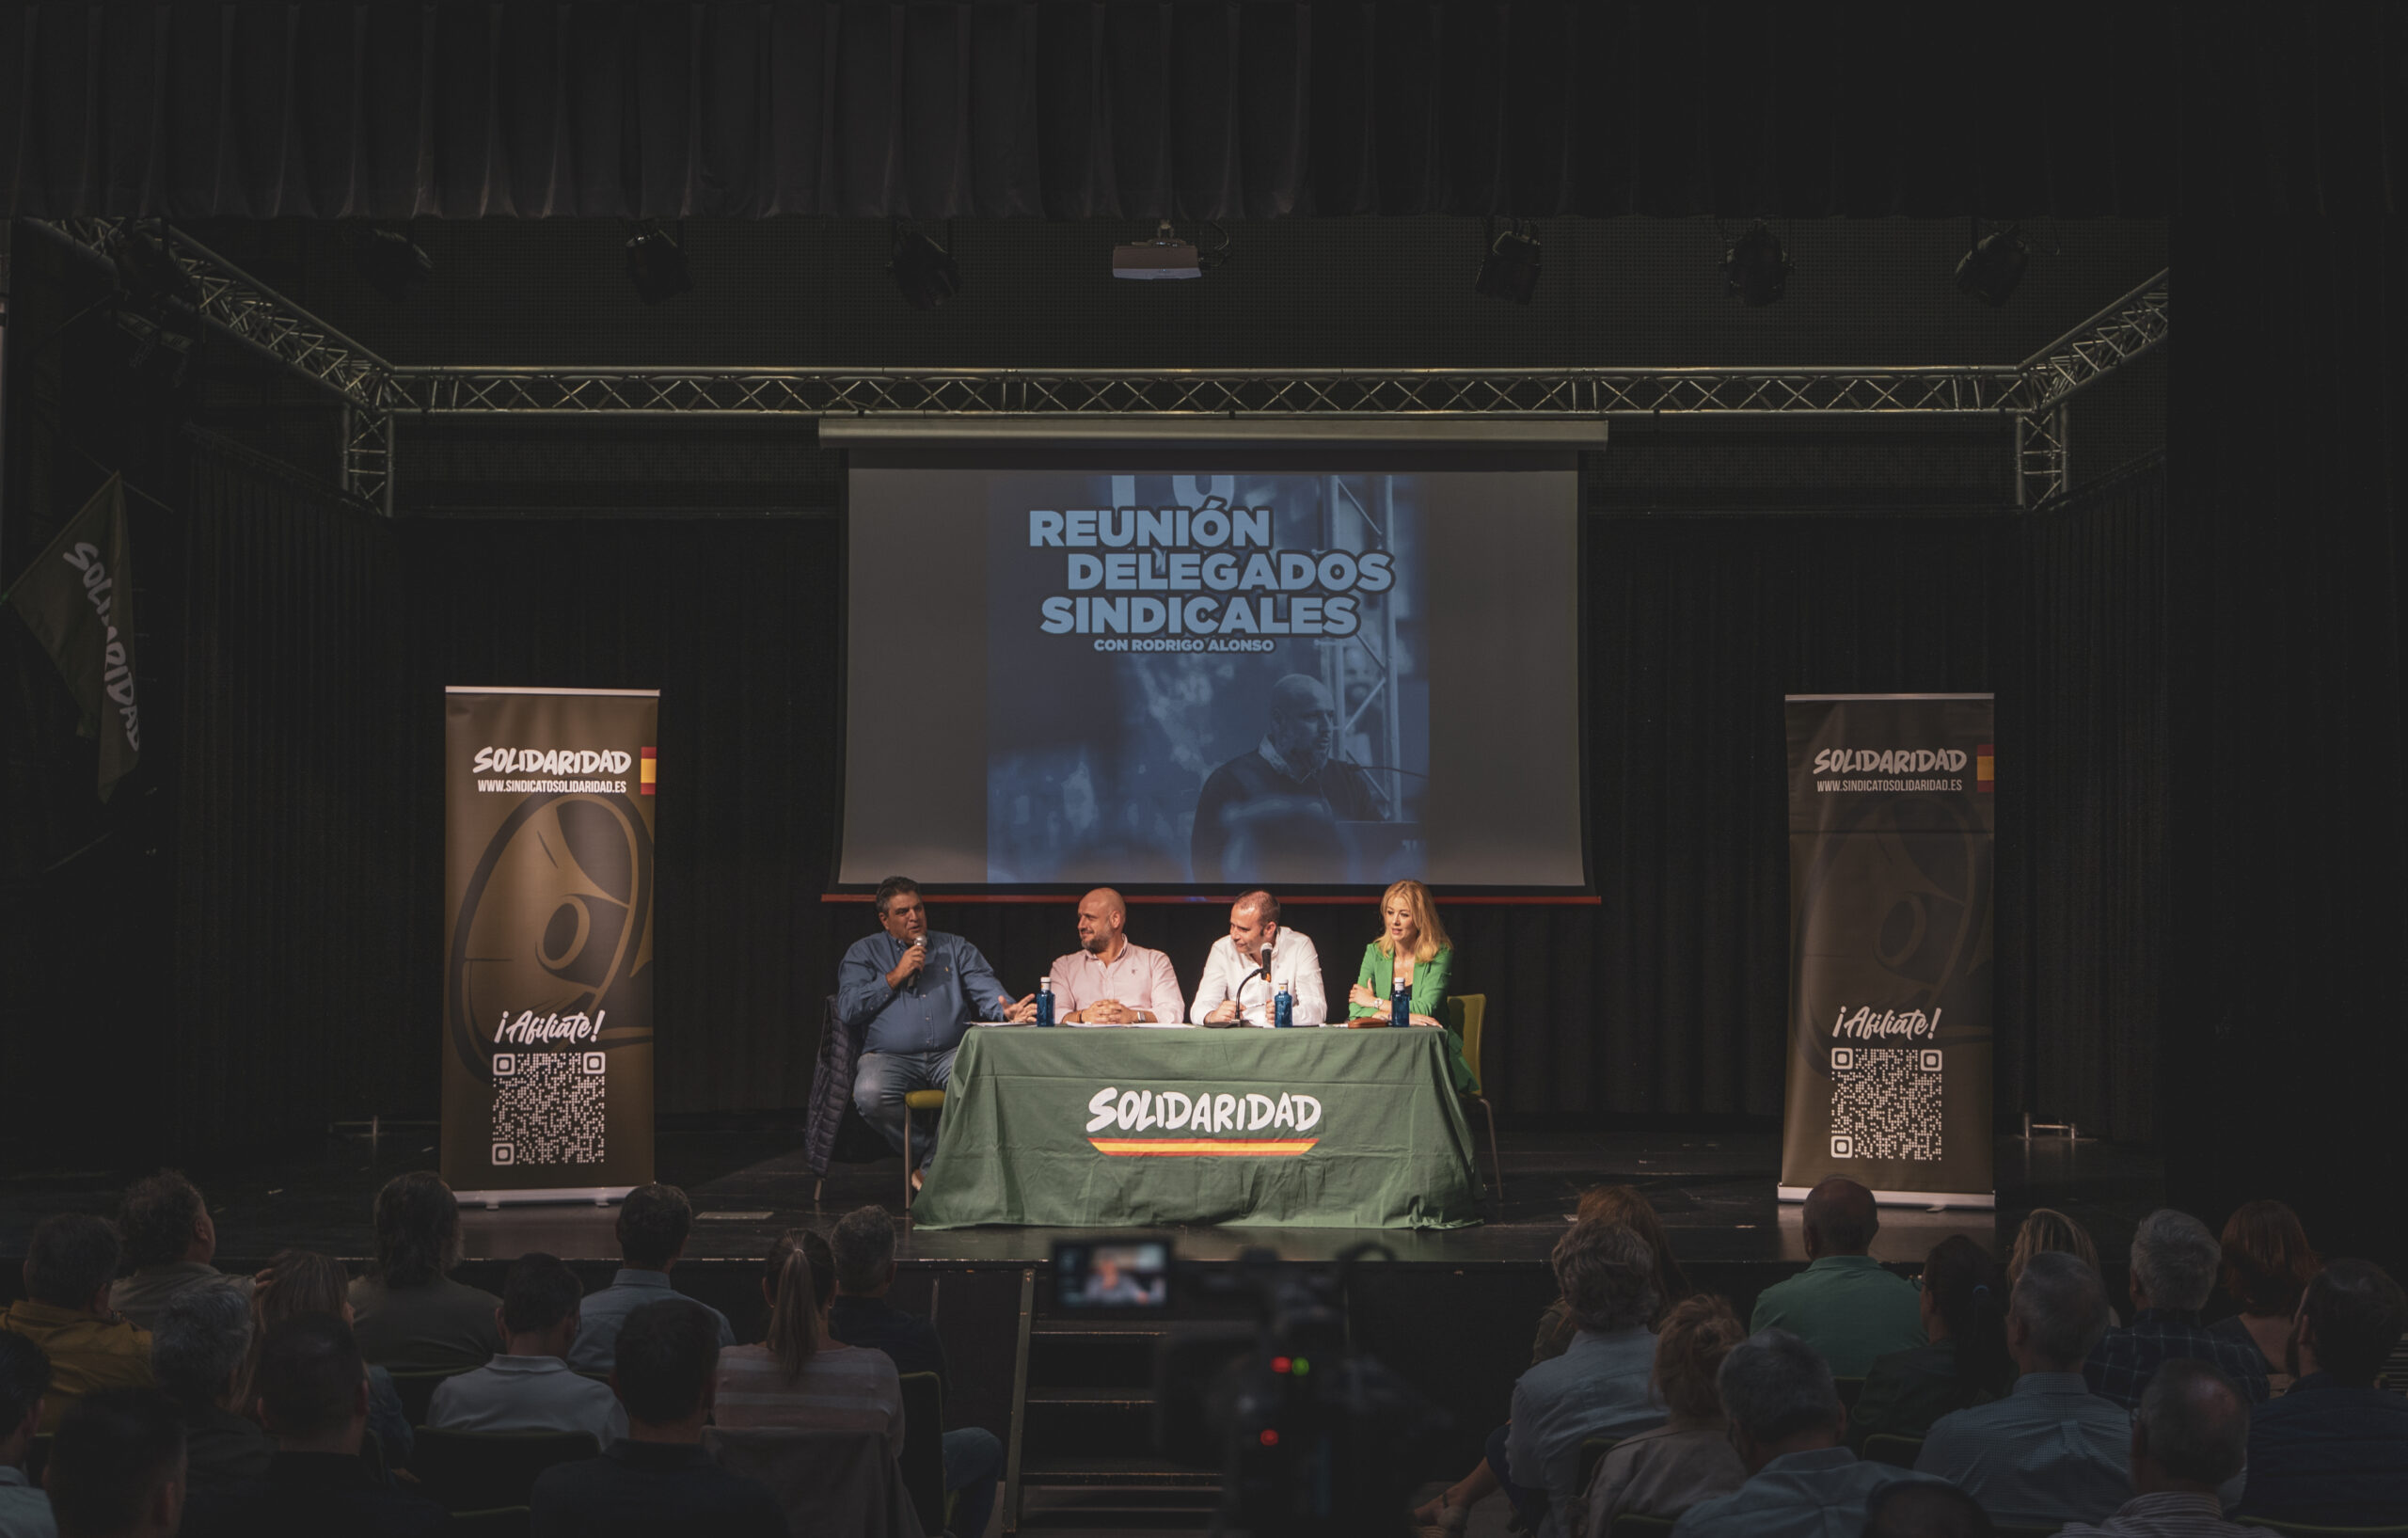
top-left (0, 1), bottom-right (2177, 221)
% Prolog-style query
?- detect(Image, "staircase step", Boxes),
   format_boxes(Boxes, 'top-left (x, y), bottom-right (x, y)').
top-left (1025, 1386), bottom-right (1158, 1406)
top-left (1017, 1455), bottom-right (1220, 1489)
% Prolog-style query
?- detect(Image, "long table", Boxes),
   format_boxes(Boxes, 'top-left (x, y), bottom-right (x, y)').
top-left (908, 1025), bottom-right (1482, 1229)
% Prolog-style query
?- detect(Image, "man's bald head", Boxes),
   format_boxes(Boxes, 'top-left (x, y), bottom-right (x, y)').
top-left (1228, 889), bottom-right (1281, 953)
top-left (1270, 674), bottom-right (1332, 716)
top-left (1076, 889), bottom-right (1129, 954)
top-left (1802, 1177), bottom-right (1877, 1257)
top-left (1265, 674), bottom-right (1338, 773)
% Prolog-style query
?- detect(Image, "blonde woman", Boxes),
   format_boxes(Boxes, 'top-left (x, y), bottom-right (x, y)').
top-left (1347, 880), bottom-right (1475, 1092)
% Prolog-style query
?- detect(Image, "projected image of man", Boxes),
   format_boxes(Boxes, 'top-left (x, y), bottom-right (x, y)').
top-left (1049, 889), bottom-right (1186, 1026)
top-left (1190, 674), bottom-right (1389, 884)
top-left (1190, 889), bottom-right (1327, 1027)
top-left (836, 878), bottom-right (1028, 1181)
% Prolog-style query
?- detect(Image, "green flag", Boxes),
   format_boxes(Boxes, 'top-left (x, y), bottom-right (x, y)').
top-left (2, 476), bottom-right (142, 798)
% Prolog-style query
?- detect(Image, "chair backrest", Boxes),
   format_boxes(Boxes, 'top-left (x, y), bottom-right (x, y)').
top-left (1443, 993), bottom-right (1488, 1093)
top-left (896, 1372), bottom-right (947, 1536)
top-left (452, 1508), bottom-right (533, 1538)
top-left (412, 1427), bottom-right (600, 1513)
top-left (1608, 1514), bottom-right (1677, 1538)
top-left (1861, 1432), bottom-right (1922, 1468)
top-left (386, 1364), bottom-right (477, 1427)
top-left (702, 1426), bottom-right (915, 1538)
top-left (1575, 1435), bottom-right (1619, 1499)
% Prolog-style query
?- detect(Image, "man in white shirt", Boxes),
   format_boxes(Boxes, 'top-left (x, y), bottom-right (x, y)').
top-left (429, 1252), bottom-right (626, 1448)
top-left (1189, 890), bottom-right (1327, 1026)
top-left (1047, 889), bottom-right (1186, 1025)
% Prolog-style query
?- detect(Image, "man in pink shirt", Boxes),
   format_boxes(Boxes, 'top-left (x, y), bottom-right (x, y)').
top-left (1048, 889), bottom-right (1187, 1025)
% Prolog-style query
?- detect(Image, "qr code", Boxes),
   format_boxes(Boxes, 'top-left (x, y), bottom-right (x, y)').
top-left (491, 1052), bottom-right (606, 1167)
top-left (1828, 1047), bottom-right (1943, 1163)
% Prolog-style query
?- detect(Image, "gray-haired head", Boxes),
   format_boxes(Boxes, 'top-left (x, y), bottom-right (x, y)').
top-left (2130, 1209), bottom-right (2221, 1312)
top-left (1550, 1220), bottom-right (1659, 1335)
top-left (1717, 1327), bottom-right (1843, 1447)
top-left (150, 1282), bottom-right (253, 1412)
top-left (2010, 1250), bottom-right (2112, 1371)
top-left (2137, 1357), bottom-right (2249, 1488)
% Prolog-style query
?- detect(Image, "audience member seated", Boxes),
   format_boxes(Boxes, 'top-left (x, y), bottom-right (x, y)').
top-left (150, 1286), bottom-right (271, 1489)
top-left (1577, 1294), bottom-right (1747, 1534)
top-left (107, 1174), bottom-right (254, 1334)
top-left (346, 1173), bottom-right (502, 1370)
top-left (828, 1205), bottom-right (1004, 1538)
top-left (714, 1231), bottom-right (903, 1456)
top-left (1417, 1185), bottom-right (1696, 1533)
top-left (427, 1252), bottom-right (626, 1447)
top-left (2210, 1198), bottom-right (2319, 1395)
top-left (1915, 1251), bottom-right (2130, 1526)
top-left (1535, 1185), bottom-right (1696, 1360)
top-left (1665, 1327), bottom-right (1934, 1538)
top-left (1862, 1480), bottom-right (1996, 1538)
top-left (2235, 1258), bottom-right (2408, 1524)
top-left (257, 1250), bottom-right (412, 1475)
top-left (530, 1299), bottom-right (784, 1538)
top-left (2085, 1209), bottom-right (2270, 1408)
top-left (2058, 1358), bottom-right (2258, 1538)
top-left (0, 1216), bottom-right (151, 1431)
top-left (42, 1387), bottom-right (185, 1538)
top-left (0, 1334), bottom-right (55, 1538)
top-left (1501, 1220), bottom-right (1669, 1538)
top-left (181, 1316), bottom-right (448, 1538)
top-left (2008, 1207), bottom-right (2116, 1324)
top-left (1747, 1178), bottom-right (1923, 1378)
top-left (1850, 1235), bottom-right (2011, 1449)
top-left (568, 1183), bottom-right (736, 1373)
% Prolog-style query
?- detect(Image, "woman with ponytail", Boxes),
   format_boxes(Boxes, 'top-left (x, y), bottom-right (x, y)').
top-left (1847, 1234), bottom-right (2013, 1449)
top-left (713, 1229), bottom-right (905, 1459)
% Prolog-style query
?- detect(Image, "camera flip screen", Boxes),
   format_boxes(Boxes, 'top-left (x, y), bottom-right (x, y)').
top-left (1053, 1239), bottom-right (1172, 1308)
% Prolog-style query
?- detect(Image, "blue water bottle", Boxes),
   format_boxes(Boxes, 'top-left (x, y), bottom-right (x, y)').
top-left (1035, 977), bottom-right (1054, 1027)
top-left (1390, 977), bottom-right (1412, 1026)
top-left (1275, 983), bottom-right (1293, 1029)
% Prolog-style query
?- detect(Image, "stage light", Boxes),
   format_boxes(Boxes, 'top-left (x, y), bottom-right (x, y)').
top-left (1475, 221), bottom-right (1543, 305)
top-left (1722, 221), bottom-right (1792, 307)
top-left (110, 224), bottom-right (199, 311)
top-left (889, 227), bottom-right (961, 310)
top-left (341, 224), bottom-right (434, 303)
top-left (1955, 225), bottom-right (2030, 308)
top-left (624, 220), bottom-right (693, 305)
top-left (1113, 221), bottom-right (1203, 280)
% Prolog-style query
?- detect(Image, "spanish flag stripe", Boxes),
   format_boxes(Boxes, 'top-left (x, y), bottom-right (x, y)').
top-left (1088, 1138), bottom-right (1318, 1156)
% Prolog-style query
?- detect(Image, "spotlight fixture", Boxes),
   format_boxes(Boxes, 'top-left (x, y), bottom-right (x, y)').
top-left (1722, 221), bottom-right (1793, 307)
top-left (1955, 224), bottom-right (2030, 308)
top-left (624, 220), bottom-right (693, 305)
top-left (340, 223), bottom-right (435, 304)
top-left (1113, 220), bottom-right (1204, 280)
top-left (889, 227), bottom-right (961, 310)
top-left (1475, 220), bottom-right (1543, 305)
top-left (108, 223), bottom-right (203, 392)
top-left (110, 223), bottom-right (200, 311)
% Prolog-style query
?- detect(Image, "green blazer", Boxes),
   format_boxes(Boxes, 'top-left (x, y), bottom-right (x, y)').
top-left (1347, 942), bottom-right (1453, 1022)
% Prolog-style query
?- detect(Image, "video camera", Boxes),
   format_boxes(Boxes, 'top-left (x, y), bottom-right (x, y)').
top-left (1057, 1238), bottom-right (1449, 1537)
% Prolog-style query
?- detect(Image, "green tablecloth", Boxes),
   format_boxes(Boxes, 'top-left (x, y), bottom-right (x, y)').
top-left (909, 1026), bottom-right (1482, 1230)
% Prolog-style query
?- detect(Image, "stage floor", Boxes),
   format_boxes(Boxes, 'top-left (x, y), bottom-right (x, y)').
top-left (0, 1113), bottom-right (2161, 1273)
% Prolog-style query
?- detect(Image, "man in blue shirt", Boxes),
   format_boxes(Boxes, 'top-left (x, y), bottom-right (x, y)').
top-left (2237, 1258), bottom-right (2408, 1525)
top-left (836, 877), bottom-right (1027, 1180)
top-left (1916, 1251), bottom-right (2131, 1526)
top-left (568, 1183), bottom-right (736, 1373)
top-left (1501, 1220), bottom-right (1668, 1538)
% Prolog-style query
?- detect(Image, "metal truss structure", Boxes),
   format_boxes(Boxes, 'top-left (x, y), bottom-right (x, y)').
top-left (34, 219), bottom-right (2164, 514)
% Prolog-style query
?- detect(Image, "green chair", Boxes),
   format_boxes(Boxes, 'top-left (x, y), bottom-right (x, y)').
top-left (452, 1509), bottom-right (532, 1538)
top-left (1832, 1375), bottom-right (1865, 1411)
top-left (385, 1364), bottom-right (477, 1427)
top-left (1575, 1435), bottom-right (1621, 1500)
top-left (1441, 993), bottom-right (1504, 1204)
top-left (2237, 1523), bottom-right (2408, 1538)
top-left (903, 1088), bottom-right (947, 1210)
top-left (411, 1427), bottom-right (599, 1512)
top-left (898, 1371), bottom-right (958, 1535)
top-left (1608, 1514), bottom-right (1677, 1538)
top-left (1861, 1433), bottom-right (1922, 1468)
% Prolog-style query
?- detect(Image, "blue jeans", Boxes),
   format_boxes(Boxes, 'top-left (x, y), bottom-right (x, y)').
top-left (943, 1425), bottom-right (1004, 1537)
top-left (854, 1047), bottom-right (956, 1169)
top-left (1484, 1421), bottom-right (1546, 1530)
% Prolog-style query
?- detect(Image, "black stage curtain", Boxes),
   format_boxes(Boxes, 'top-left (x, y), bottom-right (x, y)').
top-left (0, 1), bottom-right (2171, 221)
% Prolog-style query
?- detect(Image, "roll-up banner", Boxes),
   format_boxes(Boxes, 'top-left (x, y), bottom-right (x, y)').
top-left (1780, 694), bottom-right (1995, 1209)
top-left (441, 687), bottom-right (658, 1206)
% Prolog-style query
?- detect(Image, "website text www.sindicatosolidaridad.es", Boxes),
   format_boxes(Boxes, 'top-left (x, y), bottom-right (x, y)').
top-left (1811, 748), bottom-right (1970, 793)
